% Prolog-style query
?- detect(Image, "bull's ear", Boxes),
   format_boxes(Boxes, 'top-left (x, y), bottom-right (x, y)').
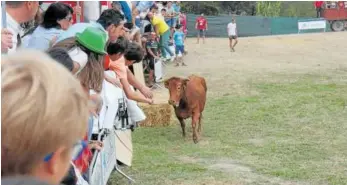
top-left (164, 79), bottom-right (169, 88)
top-left (183, 78), bottom-right (190, 86)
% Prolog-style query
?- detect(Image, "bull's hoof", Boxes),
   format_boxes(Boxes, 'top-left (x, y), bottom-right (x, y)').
top-left (193, 137), bottom-right (199, 144)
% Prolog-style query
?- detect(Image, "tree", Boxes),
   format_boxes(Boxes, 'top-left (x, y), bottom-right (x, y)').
top-left (256, 1), bottom-right (282, 17)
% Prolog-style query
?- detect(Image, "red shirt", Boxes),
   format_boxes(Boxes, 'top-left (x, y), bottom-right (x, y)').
top-left (315, 1), bottom-right (323, 8)
top-left (196, 16), bottom-right (207, 30)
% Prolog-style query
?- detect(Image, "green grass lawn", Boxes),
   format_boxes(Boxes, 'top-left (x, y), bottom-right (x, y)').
top-left (110, 74), bottom-right (347, 185)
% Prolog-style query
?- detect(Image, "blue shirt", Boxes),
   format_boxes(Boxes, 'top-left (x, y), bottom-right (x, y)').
top-left (173, 31), bottom-right (185, 46)
top-left (133, 1), bottom-right (154, 12)
top-left (173, 3), bottom-right (181, 19)
top-left (118, 1), bottom-right (132, 23)
top-left (55, 22), bottom-right (106, 44)
top-left (26, 26), bottom-right (64, 51)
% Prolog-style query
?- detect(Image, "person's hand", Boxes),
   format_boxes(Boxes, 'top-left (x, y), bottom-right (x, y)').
top-left (140, 86), bottom-right (153, 99)
top-left (147, 98), bottom-right (154, 105)
top-left (89, 141), bottom-right (103, 151)
top-left (73, 5), bottom-right (82, 16)
top-left (1, 29), bottom-right (13, 53)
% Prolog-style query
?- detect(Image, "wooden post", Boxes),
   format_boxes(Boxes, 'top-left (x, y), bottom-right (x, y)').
top-left (132, 61), bottom-right (146, 87)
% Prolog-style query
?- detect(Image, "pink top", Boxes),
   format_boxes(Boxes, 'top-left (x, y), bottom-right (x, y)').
top-left (179, 14), bottom-right (187, 32)
top-left (109, 56), bottom-right (128, 81)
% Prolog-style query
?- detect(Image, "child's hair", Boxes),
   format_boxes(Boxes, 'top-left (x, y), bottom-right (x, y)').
top-left (124, 42), bottom-right (144, 63)
top-left (124, 22), bottom-right (133, 30)
top-left (175, 24), bottom-right (182, 30)
top-left (1, 50), bottom-right (88, 176)
top-left (46, 47), bottom-right (74, 72)
top-left (161, 8), bottom-right (166, 12)
top-left (107, 36), bottom-right (129, 55)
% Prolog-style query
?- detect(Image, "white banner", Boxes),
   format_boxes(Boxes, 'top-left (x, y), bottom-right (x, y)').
top-left (298, 20), bottom-right (326, 30)
top-left (154, 59), bottom-right (163, 82)
top-left (89, 131), bottom-right (117, 185)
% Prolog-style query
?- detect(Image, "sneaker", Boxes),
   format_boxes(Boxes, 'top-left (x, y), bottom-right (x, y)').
top-left (170, 56), bottom-right (175, 62)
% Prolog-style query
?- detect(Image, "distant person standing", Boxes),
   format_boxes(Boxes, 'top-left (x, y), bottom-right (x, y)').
top-left (314, 1), bottom-right (324, 18)
top-left (195, 13), bottom-right (208, 44)
top-left (227, 18), bottom-right (238, 52)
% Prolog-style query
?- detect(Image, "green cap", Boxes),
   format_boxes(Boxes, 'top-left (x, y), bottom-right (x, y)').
top-left (76, 27), bottom-right (107, 55)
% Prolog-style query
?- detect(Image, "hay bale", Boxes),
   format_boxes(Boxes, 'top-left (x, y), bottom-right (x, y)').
top-left (139, 103), bottom-right (173, 127)
top-left (138, 88), bottom-right (175, 127)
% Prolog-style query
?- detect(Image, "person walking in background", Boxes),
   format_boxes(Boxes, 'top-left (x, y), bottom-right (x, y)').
top-left (195, 13), bottom-right (208, 44)
top-left (314, 1), bottom-right (324, 18)
top-left (227, 18), bottom-right (238, 52)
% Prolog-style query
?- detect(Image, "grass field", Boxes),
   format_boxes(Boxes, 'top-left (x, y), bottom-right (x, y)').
top-left (111, 32), bottom-right (347, 185)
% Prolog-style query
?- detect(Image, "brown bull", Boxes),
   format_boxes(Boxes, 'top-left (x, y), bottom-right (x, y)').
top-left (164, 75), bottom-right (207, 143)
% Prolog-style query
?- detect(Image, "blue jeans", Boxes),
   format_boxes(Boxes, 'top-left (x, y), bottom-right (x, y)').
top-left (159, 30), bottom-right (174, 58)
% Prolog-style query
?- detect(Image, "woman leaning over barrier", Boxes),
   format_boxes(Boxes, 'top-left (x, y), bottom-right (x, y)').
top-left (51, 26), bottom-right (107, 176)
top-left (1, 49), bottom-right (89, 184)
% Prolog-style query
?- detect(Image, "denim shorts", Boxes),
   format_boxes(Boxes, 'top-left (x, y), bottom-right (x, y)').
top-left (175, 45), bottom-right (184, 55)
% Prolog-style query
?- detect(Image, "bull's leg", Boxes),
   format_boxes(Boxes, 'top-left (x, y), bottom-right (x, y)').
top-left (198, 113), bottom-right (202, 133)
top-left (192, 112), bottom-right (200, 144)
top-left (178, 117), bottom-right (186, 137)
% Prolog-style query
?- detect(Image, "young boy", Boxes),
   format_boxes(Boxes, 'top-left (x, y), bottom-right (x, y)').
top-left (107, 39), bottom-right (153, 104)
top-left (227, 18), bottom-right (238, 52)
top-left (146, 32), bottom-right (160, 87)
top-left (173, 24), bottom-right (186, 66)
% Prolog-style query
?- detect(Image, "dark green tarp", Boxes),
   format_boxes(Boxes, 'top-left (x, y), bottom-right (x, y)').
top-left (185, 14), bottom-right (331, 38)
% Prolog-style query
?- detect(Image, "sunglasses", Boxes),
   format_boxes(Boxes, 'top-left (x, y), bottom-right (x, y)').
top-left (43, 140), bottom-right (88, 162)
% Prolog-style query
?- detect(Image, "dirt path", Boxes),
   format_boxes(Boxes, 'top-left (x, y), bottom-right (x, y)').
top-left (153, 32), bottom-right (347, 99)
top-left (144, 32), bottom-right (347, 185)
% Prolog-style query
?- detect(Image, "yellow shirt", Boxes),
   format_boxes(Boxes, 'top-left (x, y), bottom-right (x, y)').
top-left (151, 16), bottom-right (169, 35)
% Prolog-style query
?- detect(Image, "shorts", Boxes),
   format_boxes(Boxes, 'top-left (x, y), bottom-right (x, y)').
top-left (198, 29), bottom-right (205, 37)
top-left (165, 19), bottom-right (174, 27)
top-left (229, 35), bottom-right (237, 39)
top-left (148, 57), bottom-right (155, 70)
top-left (175, 45), bottom-right (184, 55)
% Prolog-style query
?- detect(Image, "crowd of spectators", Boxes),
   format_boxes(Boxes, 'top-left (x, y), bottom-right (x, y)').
top-left (1, 1), bottom-right (187, 185)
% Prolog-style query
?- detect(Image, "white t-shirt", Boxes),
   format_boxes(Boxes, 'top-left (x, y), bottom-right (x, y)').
top-left (227, 22), bottom-right (237, 36)
top-left (68, 47), bottom-right (88, 75)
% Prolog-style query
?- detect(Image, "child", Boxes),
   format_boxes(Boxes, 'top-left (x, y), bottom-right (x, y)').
top-left (146, 32), bottom-right (160, 87)
top-left (173, 24), bottom-right (186, 66)
top-left (107, 39), bottom-right (153, 104)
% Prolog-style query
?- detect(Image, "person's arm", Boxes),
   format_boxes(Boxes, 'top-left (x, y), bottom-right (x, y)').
top-left (195, 21), bottom-right (198, 30)
top-left (119, 1), bottom-right (132, 22)
top-left (127, 68), bottom-right (153, 98)
top-left (206, 20), bottom-right (208, 30)
top-left (105, 74), bottom-right (121, 87)
top-left (120, 78), bottom-right (153, 104)
top-left (147, 47), bottom-right (157, 58)
top-left (154, 25), bottom-right (160, 36)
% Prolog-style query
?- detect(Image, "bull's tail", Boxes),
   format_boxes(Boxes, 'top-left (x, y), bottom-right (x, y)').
top-left (201, 78), bottom-right (207, 92)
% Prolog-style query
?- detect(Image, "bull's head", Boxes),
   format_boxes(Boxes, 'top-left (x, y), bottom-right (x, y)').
top-left (164, 77), bottom-right (189, 107)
